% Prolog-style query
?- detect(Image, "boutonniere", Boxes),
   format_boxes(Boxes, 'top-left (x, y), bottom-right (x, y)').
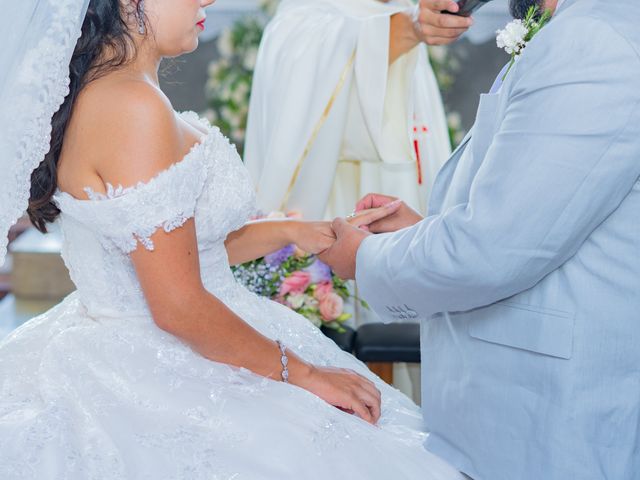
top-left (496, 6), bottom-right (552, 81)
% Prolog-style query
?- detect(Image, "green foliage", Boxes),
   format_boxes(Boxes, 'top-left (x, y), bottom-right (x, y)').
top-left (501, 6), bottom-right (553, 81)
top-left (204, 2), bottom-right (276, 153)
top-left (524, 6), bottom-right (553, 42)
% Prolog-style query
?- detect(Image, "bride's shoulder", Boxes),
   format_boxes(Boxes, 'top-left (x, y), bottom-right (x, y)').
top-left (74, 76), bottom-right (177, 140)
top-left (70, 77), bottom-right (185, 192)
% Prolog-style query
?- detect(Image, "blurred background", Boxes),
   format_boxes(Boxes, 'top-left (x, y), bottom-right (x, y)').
top-left (1, 0), bottom-right (513, 390)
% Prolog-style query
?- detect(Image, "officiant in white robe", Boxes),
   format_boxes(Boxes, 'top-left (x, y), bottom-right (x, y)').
top-left (244, 0), bottom-right (465, 402)
top-left (244, 0), bottom-right (453, 220)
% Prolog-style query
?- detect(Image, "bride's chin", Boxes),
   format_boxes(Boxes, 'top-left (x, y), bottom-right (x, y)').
top-left (173, 39), bottom-right (199, 57)
top-left (186, 41), bottom-right (199, 54)
top-left (188, 36), bottom-right (200, 53)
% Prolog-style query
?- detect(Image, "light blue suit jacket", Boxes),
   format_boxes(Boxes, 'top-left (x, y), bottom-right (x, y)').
top-left (356, 1), bottom-right (640, 479)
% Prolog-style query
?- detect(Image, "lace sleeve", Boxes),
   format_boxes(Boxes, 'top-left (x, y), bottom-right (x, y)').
top-left (54, 128), bottom-right (214, 254)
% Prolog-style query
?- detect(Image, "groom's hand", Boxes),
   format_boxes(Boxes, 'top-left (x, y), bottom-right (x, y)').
top-left (355, 193), bottom-right (424, 233)
top-left (318, 218), bottom-right (370, 280)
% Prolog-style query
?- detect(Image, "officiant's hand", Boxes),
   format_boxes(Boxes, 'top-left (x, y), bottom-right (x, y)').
top-left (414, 0), bottom-right (473, 46)
top-left (355, 194), bottom-right (423, 233)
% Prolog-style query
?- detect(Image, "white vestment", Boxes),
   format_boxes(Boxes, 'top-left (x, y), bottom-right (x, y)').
top-left (245, 0), bottom-right (451, 219)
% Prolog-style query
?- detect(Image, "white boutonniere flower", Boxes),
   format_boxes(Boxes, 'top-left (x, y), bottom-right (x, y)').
top-left (496, 6), bottom-right (552, 80)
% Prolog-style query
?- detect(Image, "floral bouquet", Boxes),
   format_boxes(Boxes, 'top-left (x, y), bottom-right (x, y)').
top-left (231, 215), bottom-right (365, 332)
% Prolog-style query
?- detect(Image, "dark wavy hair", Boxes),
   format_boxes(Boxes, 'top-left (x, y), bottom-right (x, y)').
top-left (27, 0), bottom-right (147, 233)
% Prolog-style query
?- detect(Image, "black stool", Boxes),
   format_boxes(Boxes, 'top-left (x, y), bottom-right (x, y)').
top-left (321, 325), bottom-right (356, 353)
top-left (354, 323), bottom-right (421, 384)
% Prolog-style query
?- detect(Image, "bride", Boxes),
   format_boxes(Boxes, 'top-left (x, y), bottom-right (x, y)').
top-left (0, 1), bottom-right (463, 478)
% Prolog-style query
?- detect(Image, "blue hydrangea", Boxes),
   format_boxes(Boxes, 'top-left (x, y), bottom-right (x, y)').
top-left (264, 244), bottom-right (295, 267)
top-left (304, 259), bottom-right (332, 283)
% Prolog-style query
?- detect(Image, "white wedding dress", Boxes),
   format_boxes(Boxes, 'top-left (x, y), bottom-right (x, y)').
top-left (0, 112), bottom-right (462, 480)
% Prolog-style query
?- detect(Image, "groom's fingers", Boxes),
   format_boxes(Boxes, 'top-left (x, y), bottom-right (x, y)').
top-left (367, 217), bottom-right (394, 235)
top-left (355, 195), bottom-right (375, 213)
top-left (355, 193), bottom-right (398, 213)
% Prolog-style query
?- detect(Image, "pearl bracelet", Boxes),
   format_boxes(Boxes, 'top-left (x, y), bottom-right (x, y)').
top-left (276, 340), bottom-right (289, 383)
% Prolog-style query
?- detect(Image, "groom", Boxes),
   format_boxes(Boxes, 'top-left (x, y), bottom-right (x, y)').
top-left (320, 0), bottom-right (640, 479)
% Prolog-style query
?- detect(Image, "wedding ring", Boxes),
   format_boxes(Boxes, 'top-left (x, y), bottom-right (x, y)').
top-left (346, 211), bottom-right (357, 219)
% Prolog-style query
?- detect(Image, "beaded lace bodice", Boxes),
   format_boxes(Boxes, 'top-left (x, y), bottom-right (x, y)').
top-left (52, 112), bottom-right (256, 318)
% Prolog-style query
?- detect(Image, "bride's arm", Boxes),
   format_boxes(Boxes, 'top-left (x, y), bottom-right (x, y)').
top-left (224, 219), bottom-right (334, 266)
top-left (224, 206), bottom-right (404, 265)
top-left (133, 217), bottom-right (381, 424)
top-left (98, 87), bottom-right (381, 423)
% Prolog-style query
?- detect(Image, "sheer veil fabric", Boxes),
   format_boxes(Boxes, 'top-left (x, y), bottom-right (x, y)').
top-left (0, 0), bottom-right (90, 263)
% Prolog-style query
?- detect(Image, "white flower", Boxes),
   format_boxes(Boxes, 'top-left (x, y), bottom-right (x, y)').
top-left (428, 46), bottom-right (448, 64)
top-left (259, 0), bottom-right (279, 17)
top-left (232, 128), bottom-right (245, 144)
top-left (447, 111), bottom-right (462, 130)
top-left (243, 47), bottom-right (259, 71)
top-left (305, 313), bottom-right (323, 328)
top-left (231, 81), bottom-right (250, 105)
top-left (217, 29), bottom-right (234, 59)
top-left (303, 295), bottom-right (318, 309)
top-left (207, 60), bottom-right (224, 78)
top-left (221, 106), bottom-right (236, 124)
top-left (496, 19), bottom-right (528, 55)
top-left (287, 293), bottom-right (305, 310)
top-left (203, 108), bottom-right (218, 123)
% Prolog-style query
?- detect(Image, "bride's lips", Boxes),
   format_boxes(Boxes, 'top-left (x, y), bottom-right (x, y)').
top-left (196, 18), bottom-right (206, 31)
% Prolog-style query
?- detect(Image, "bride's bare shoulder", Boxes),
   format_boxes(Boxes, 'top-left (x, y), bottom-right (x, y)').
top-left (61, 76), bottom-right (184, 194)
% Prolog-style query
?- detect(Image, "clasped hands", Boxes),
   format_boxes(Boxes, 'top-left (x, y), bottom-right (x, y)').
top-left (291, 194), bottom-right (423, 280)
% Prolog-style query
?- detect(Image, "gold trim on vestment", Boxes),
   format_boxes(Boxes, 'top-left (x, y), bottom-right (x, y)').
top-left (279, 50), bottom-right (357, 211)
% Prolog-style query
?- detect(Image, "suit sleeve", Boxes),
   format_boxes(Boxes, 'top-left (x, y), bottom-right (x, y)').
top-left (356, 16), bottom-right (640, 321)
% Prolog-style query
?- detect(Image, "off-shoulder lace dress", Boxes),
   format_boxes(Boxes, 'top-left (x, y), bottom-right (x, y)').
top-left (0, 112), bottom-right (462, 480)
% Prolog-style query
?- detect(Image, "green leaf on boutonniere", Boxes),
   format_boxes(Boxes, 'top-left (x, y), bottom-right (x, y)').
top-left (498, 6), bottom-right (553, 81)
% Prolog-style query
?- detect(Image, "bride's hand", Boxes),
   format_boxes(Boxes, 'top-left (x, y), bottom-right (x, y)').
top-left (345, 200), bottom-right (404, 231)
top-left (294, 365), bottom-right (382, 425)
top-left (289, 221), bottom-right (336, 255)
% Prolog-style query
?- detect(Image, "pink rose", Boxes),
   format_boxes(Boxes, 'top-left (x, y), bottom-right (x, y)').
top-left (314, 281), bottom-right (334, 301)
top-left (319, 292), bottom-right (344, 322)
top-left (279, 271), bottom-right (312, 297)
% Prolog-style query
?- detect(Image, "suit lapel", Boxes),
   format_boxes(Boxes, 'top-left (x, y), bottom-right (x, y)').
top-left (427, 132), bottom-right (473, 215)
